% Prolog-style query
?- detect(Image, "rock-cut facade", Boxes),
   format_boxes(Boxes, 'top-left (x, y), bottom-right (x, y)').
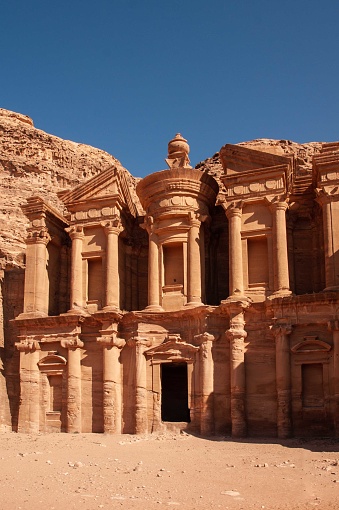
top-left (4, 126), bottom-right (339, 438)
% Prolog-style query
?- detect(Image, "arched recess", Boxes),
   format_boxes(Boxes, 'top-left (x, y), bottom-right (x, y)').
top-left (38, 352), bottom-right (67, 432)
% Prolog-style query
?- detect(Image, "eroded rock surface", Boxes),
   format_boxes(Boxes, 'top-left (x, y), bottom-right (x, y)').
top-left (0, 108), bottom-right (139, 267)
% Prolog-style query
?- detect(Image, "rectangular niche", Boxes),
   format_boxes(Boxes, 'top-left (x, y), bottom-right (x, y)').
top-left (247, 236), bottom-right (269, 287)
top-left (163, 244), bottom-right (184, 286)
top-left (87, 257), bottom-right (103, 304)
top-left (302, 363), bottom-right (324, 408)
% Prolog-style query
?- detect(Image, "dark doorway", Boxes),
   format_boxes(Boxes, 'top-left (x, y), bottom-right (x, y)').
top-left (161, 363), bottom-right (190, 422)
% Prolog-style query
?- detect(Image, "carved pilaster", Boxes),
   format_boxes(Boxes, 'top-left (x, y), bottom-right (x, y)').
top-left (271, 322), bottom-right (292, 438)
top-left (133, 337), bottom-right (153, 434)
top-left (187, 212), bottom-right (202, 305)
top-left (16, 338), bottom-right (41, 433)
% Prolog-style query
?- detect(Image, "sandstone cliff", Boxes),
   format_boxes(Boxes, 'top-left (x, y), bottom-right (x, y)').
top-left (0, 108), bottom-right (140, 268)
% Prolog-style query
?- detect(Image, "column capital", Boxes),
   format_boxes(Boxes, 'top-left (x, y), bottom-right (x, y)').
top-left (101, 215), bottom-right (123, 236)
top-left (26, 228), bottom-right (51, 245)
top-left (141, 215), bottom-right (157, 235)
top-left (16, 338), bottom-right (40, 352)
top-left (267, 195), bottom-right (289, 212)
top-left (328, 320), bottom-right (339, 332)
top-left (270, 322), bottom-right (293, 338)
top-left (61, 336), bottom-right (84, 349)
top-left (97, 333), bottom-right (126, 349)
top-left (225, 200), bottom-right (244, 219)
top-left (127, 336), bottom-right (153, 350)
top-left (66, 225), bottom-right (84, 240)
top-left (194, 332), bottom-right (219, 345)
top-left (226, 327), bottom-right (247, 342)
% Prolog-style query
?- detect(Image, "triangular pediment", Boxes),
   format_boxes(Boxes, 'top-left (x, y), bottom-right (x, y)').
top-left (220, 144), bottom-right (293, 176)
top-left (58, 165), bottom-right (139, 217)
top-left (145, 336), bottom-right (199, 363)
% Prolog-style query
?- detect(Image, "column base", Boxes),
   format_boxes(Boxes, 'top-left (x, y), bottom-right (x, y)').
top-left (66, 306), bottom-right (90, 316)
top-left (184, 300), bottom-right (203, 308)
top-left (143, 304), bottom-right (164, 312)
top-left (16, 311), bottom-right (48, 320)
top-left (324, 286), bottom-right (339, 292)
top-left (271, 289), bottom-right (292, 298)
top-left (102, 305), bottom-right (121, 312)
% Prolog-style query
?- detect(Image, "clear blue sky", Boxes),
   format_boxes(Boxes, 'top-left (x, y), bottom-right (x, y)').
top-left (1, 0), bottom-right (338, 177)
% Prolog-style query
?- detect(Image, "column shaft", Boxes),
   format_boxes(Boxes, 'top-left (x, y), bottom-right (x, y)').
top-left (272, 201), bottom-right (291, 294)
top-left (104, 223), bottom-right (122, 309)
top-left (230, 335), bottom-right (246, 437)
top-left (103, 346), bottom-right (123, 433)
top-left (322, 200), bottom-right (336, 289)
top-left (18, 347), bottom-right (40, 432)
top-left (188, 219), bottom-right (202, 304)
top-left (200, 338), bottom-right (214, 435)
top-left (333, 328), bottom-right (339, 437)
top-left (275, 326), bottom-right (292, 438)
top-left (226, 206), bottom-right (244, 295)
top-left (147, 232), bottom-right (161, 309)
top-left (69, 228), bottom-right (84, 310)
top-left (23, 233), bottom-right (49, 316)
top-left (66, 346), bottom-right (82, 433)
top-left (135, 341), bottom-right (148, 434)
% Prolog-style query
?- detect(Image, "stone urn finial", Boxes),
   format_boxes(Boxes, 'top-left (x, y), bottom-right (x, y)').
top-left (166, 133), bottom-right (191, 169)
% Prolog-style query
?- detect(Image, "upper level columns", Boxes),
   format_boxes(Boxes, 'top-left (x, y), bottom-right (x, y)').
top-left (143, 216), bottom-right (163, 311)
top-left (316, 192), bottom-right (339, 290)
top-left (23, 229), bottom-right (50, 317)
top-left (67, 226), bottom-right (84, 311)
top-left (102, 216), bottom-right (123, 310)
top-left (225, 202), bottom-right (244, 296)
top-left (270, 198), bottom-right (291, 295)
top-left (187, 213), bottom-right (202, 305)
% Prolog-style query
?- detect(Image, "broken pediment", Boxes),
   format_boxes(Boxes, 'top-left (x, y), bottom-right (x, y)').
top-left (145, 335), bottom-right (199, 364)
top-left (220, 144), bottom-right (293, 176)
top-left (291, 337), bottom-right (331, 354)
top-left (58, 165), bottom-right (138, 217)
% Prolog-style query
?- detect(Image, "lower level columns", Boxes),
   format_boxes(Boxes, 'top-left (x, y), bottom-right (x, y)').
top-left (98, 333), bottom-right (125, 433)
top-left (330, 322), bottom-right (339, 437)
top-left (16, 340), bottom-right (41, 433)
top-left (196, 332), bottom-right (215, 435)
top-left (61, 337), bottom-right (84, 433)
top-left (134, 337), bottom-right (152, 434)
top-left (225, 297), bottom-right (251, 438)
top-left (272, 323), bottom-right (292, 438)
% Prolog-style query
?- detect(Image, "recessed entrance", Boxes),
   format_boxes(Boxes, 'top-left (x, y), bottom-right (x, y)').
top-left (161, 363), bottom-right (190, 422)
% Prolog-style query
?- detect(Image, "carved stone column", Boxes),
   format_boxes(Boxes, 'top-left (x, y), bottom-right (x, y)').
top-left (317, 192), bottom-right (339, 289)
top-left (23, 229), bottom-right (50, 316)
top-left (329, 320), bottom-right (339, 437)
top-left (225, 202), bottom-right (244, 296)
top-left (270, 198), bottom-right (291, 295)
top-left (97, 332), bottom-right (125, 433)
top-left (195, 332), bottom-right (215, 435)
top-left (134, 337), bottom-right (152, 434)
top-left (16, 339), bottom-right (41, 432)
top-left (187, 213), bottom-right (202, 305)
top-left (102, 217), bottom-right (123, 310)
top-left (67, 226), bottom-right (84, 311)
top-left (271, 323), bottom-right (292, 438)
top-left (143, 216), bottom-right (163, 311)
top-left (61, 337), bottom-right (84, 433)
top-left (225, 297), bottom-right (251, 437)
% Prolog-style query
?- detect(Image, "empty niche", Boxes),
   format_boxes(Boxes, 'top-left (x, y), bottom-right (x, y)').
top-left (247, 237), bottom-right (269, 287)
top-left (163, 244), bottom-right (184, 287)
top-left (302, 363), bottom-right (324, 408)
top-left (87, 257), bottom-right (103, 304)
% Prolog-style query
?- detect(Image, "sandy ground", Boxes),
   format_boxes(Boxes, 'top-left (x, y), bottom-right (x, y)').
top-left (0, 432), bottom-right (338, 510)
